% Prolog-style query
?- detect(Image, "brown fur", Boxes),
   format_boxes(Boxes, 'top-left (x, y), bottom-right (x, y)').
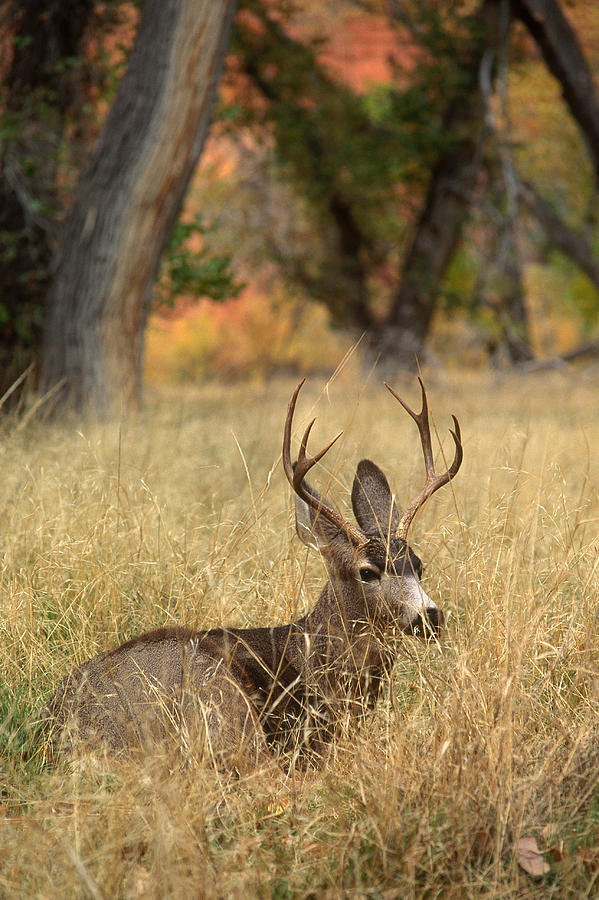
top-left (39, 456), bottom-right (447, 772)
top-left (39, 384), bottom-right (461, 771)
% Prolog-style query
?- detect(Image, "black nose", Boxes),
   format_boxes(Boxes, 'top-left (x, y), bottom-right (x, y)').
top-left (425, 607), bottom-right (444, 634)
top-left (409, 607), bottom-right (444, 639)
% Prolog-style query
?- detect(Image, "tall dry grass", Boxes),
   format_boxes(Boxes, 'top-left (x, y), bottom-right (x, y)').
top-left (1, 369), bottom-right (599, 898)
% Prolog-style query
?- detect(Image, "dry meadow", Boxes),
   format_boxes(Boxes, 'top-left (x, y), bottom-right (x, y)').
top-left (1, 369), bottom-right (599, 898)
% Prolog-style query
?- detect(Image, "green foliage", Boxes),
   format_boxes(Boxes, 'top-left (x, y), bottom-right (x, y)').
top-left (153, 215), bottom-right (244, 308)
top-left (226, 0), bottom-right (491, 334)
top-left (0, 681), bottom-right (40, 767)
top-left (232, 5), bottom-right (441, 231)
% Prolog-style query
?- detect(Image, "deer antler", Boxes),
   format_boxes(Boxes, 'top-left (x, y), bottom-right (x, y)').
top-left (385, 378), bottom-right (462, 540)
top-left (283, 380), bottom-right (365, 546)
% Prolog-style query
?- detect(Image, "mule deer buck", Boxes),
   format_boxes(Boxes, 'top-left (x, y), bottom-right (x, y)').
top-left (40, 379), bottom-right (462, 772)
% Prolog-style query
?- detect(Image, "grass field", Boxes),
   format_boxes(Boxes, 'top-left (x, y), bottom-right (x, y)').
top-left (1, 368), bottom-right (599, 898)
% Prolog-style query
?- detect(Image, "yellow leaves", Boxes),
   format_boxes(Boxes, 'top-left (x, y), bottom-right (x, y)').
top-left (265, 795), bottom-right (291, 818)
top-left (145, 290), bottom-right (350, 385)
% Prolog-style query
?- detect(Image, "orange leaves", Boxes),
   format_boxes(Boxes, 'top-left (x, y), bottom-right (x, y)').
top-left (145, 289), bottom-right (349, 384)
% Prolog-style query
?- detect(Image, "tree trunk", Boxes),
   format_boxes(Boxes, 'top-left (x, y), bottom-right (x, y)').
top-left (375, 134), bottom-right (483, 372)
top-left (0, 0), bottom-right (94, 397)
top-left (372, 0), bottom-right (501, 373)
top-left (493, 215), bottom-right (534, 363)
top-left (41, 0), bottom-right (237, 413)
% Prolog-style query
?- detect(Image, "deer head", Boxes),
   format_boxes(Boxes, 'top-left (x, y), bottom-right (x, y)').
top-left (283, 379), bottom-right (462, 640)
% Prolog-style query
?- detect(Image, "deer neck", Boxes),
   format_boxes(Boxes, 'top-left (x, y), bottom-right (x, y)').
top-left (299, 580), bottom-right (345, 636)
top-left (292, 579), bottom-right (398, 702)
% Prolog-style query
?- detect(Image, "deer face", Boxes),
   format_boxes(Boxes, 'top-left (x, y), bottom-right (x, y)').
top-left (283, 380), bottom-right (461, 643)
top-left (353, 535), bottom-right (443, 638)
top-left (295, 459), bottom-right (444, 640)
top-left (351, 458), bottom-right (443, 638)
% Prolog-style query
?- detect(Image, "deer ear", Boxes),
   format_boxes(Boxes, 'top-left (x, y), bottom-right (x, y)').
top-left (351, 459), bottom-right (400, 537)
top-left (295, 491), bottom-right (342, 550)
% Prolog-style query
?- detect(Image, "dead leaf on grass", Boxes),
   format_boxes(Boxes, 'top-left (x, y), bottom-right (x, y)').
top-left (265, 795), bottom-right (290, 817)
top-left (539, 823), bottom-right (564, 862)
top-left (517, 836), bottom-right (550, 877)
top-left (579, 846), bottom-right (599, 872)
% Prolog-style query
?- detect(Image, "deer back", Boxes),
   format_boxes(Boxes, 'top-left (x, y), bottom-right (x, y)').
top-left (41, 626), bottom-right (276, 771)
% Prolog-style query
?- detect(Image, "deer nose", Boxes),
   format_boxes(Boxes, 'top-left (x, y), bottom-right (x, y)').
top-left (424, 607), bottom-right (444, 635)
top-left (409, 607), bottom-right (444, 639)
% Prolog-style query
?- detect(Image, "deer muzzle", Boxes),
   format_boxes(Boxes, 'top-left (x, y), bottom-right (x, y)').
top-left (400, 575), bottom-right (444, 640)
top-left (406, 605), bottom-right (445, 639)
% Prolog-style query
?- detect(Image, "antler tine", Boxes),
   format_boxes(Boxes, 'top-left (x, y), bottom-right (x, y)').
top-left (448, 415), bottom-right (462, 479)
top-left (293, 417), bottom-right (343, 491)
top-left (385, 378), bottom-right (463, 540)
top-left (283, 380), bottom-right (364, 545)
top-left (385, 377), bottom-right (435, 478)
top-left (282, 379), bottom-right (306, 488)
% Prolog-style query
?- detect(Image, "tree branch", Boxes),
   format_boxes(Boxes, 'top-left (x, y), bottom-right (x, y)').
top-left (513, 0), bottom-right (599, 183)
top-left (518, 179), bottom-right (599, 291)
top-left (515, 338), bottom-right (599, 372)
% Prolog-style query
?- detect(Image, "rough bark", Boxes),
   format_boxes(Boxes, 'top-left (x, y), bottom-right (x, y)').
top-left (373, 131), bottom-right (483, 372)
top-left (41, 0), bottom-right (237, 413)
top-left (513, 0), bottom-right (599, 183)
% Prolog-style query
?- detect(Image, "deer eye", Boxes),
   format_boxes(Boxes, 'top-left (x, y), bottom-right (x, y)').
top-left (359, 567), bottom-right (380, 583)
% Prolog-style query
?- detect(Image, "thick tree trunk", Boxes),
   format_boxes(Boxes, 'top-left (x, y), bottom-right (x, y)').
top-left (0, 0), bottom-right (94, 397)
top-left (513, 0), bottom-right (599, 183)
top-left (41, 0), bottom-right (236, 413)
top-left (372, 0), bottom-right (502, 373)
top-left (375, 135), bottom-right (483, 371)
